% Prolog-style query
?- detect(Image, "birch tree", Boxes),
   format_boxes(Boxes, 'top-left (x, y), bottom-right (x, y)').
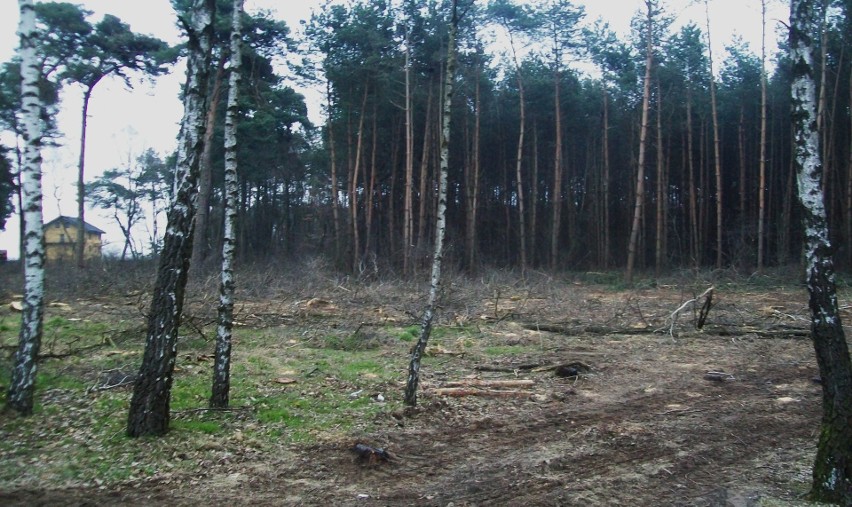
top-left (7, 0), bottom-right (46, 416)
top-left (789, 1), bottom-right (852, 502)
top-left (405, 0), bottom-right (463, 407)
top-left (210, 0), bottom-right (243, 409)
top-left (127, 0), bottom-right (215, 437)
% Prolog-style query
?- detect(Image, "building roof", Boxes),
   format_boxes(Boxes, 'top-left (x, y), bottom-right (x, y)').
top-left (45, 215), bottom-right (106, 235)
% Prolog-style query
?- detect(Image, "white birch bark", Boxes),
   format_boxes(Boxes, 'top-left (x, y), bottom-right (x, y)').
top-left (211, 0), bottom-right (243, 409)
top-left (790, 1), bottom-right (852, 502)
top-left (127, 0), bottom-right (214, 437)
top-left (7, 0), bottom-right (45, 416)
top-left (405, 0), bottom-right (459, 407)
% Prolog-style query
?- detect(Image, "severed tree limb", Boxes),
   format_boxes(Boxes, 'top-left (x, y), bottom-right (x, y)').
top-left (662, 286), bottom-right (714, 338)
top-left (474, 363), bottom-right (542, 372)
top-left (431, 388), bottom-right (531, 397)
top-left (443, 379), bottom-right (534, 388)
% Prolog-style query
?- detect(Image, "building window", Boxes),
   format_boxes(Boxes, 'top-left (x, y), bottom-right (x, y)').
top-left (60, 234), bottom-right (65, 243)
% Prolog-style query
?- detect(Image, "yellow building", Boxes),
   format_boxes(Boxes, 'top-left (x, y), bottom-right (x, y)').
top-left (44, 216), bottom-right (104, 262)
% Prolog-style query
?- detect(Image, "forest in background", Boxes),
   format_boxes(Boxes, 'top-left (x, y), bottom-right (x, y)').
top-left (1, 0), bottom-right (851, 276)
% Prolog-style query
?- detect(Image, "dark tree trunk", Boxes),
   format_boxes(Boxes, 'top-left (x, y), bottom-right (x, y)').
top-left (76, 85), bottom-right (95, 268)
top-left (626, 1), bottom-right (655, 285)
top-left (127, 0), bottom-right (214, 437)
top-left (192, 53), bottom-right (227, 270)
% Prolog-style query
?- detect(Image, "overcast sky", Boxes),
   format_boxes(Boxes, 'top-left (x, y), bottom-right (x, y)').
top-left (0, 0), bottom-right (787, 259)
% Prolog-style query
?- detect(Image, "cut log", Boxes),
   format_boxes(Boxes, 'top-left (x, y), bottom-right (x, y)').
top-left (443, 379), bottom-right (534, 388)
top-left (432, 388), bottom-right (531, 397)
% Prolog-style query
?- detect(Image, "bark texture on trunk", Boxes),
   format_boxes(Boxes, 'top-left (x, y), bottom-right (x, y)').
top-left (626, 1), bottom-right (654, 285)
top-left (127, 0), bottom-right (214, 437)
top-left (210, 0), bottom-right (243, 409)
top-left (192, 54), bottom-right (227, 270)
top-left (7, 0), bottom-right (45, 416)
top-left (705, 0), bottom-right (724, 269)
top-left (757, 0), bottom-right (767, 270)
top-left (405, 0), bottom-right (459, 407)
top-left (790, 2), bottom-right (852, 503)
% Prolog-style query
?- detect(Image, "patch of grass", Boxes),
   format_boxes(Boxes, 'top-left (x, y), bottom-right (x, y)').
top-left (0, 314), bottom-right (20, 335)
top-left (0, 310), bottom-right (407, 490)
top-left (320, 332), bottom-right (362, 351)
top-left (483, 345), bottom-right (528, 356)
top-left (172, 419), bottom-right (221, 434)
top-left (398, 325), bottom-right (419, 342)
top-left (39, 371), bottom-right (87, 391)
top-left (573, 271), bottom-right (626, 288)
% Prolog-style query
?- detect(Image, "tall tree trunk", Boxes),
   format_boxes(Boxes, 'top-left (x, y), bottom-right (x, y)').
top-left (417, 87), bottom-right (434, 255)
top-left (705, 0), bottom-right (724, 269)
top-left (405, 0), bottom-right (459, 407)
top-left (602, 87), bottom-right (611, 269)
top-left (551, 66), bottom-right (563, 270)
top-left (738, 107), bottom-right (747, 220)
top-left (626, 1), bottom-right (655, 285)
top-left (326, 83), bottom-right (341, 267)
top-left (210, 0), bottom-right (243, 409)
top-left (687, 90), bottom-right (699, 268)
top-left (192, 54), bottom-right (227, 269)
top-left (816, 0), bottom-right (828, 196)
top-left (464, 70), bottom-right (480, 273)
top-left (511, 47), bottom-right (528, 273)
top-left (7, 0), bottom-right (45, 416)
top-left (403, 37), bottom-right (414, 275)
top-left (127, 0), bottom-right (214, 437)
top-left (364, 107), bottom-right (378, 261)
top-left (789, 2), bottom-right (852, 503)
top-left (530, 122), bottom-right (539, 267)
top-left (758, 0), bottom-right (768, 270)
top-left (76, 85), bottom-right (95, 268)
top-left (846, 63), bottom-right (852, 268)
top-left (655, 83), bottom-right (665, 277)
top-left (349, 86), bottom-right (369, 272)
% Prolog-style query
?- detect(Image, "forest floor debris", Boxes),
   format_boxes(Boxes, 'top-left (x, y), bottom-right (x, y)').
top-left (0, 262), bottom-right (836, 505)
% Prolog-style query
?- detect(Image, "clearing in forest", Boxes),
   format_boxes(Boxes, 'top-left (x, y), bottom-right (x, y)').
top-left (0, 262), bottom-right (835, 506)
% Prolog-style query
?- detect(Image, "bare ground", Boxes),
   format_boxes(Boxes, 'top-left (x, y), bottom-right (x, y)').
top-left (0, 264), bottom-right (836, 506)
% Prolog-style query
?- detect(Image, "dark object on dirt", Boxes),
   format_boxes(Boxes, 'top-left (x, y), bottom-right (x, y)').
top-left (351, 443), bottom-right (391, 464)
top-left (697, 288), bottom-right (713, 329)
top-left (555, 362), bottom-right (592, 379)
top-left (704, 371), bottom-right (735, 382)
top-left (812, 376), bottom-right (823, 384)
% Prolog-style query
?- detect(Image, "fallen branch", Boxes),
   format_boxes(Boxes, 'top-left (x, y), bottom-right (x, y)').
top-left (431, 388), bottom-right (531, 397)
top-left (519, 324), bottom-right (653, 335)
top-left (37, 342), bottom-right (110, 361)
top-left (474, 363), bottom-right (542, 372)
top-left (663, 286), bottom-right (714, 338)
top-left (443, 379), bottom-right (534, 388)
